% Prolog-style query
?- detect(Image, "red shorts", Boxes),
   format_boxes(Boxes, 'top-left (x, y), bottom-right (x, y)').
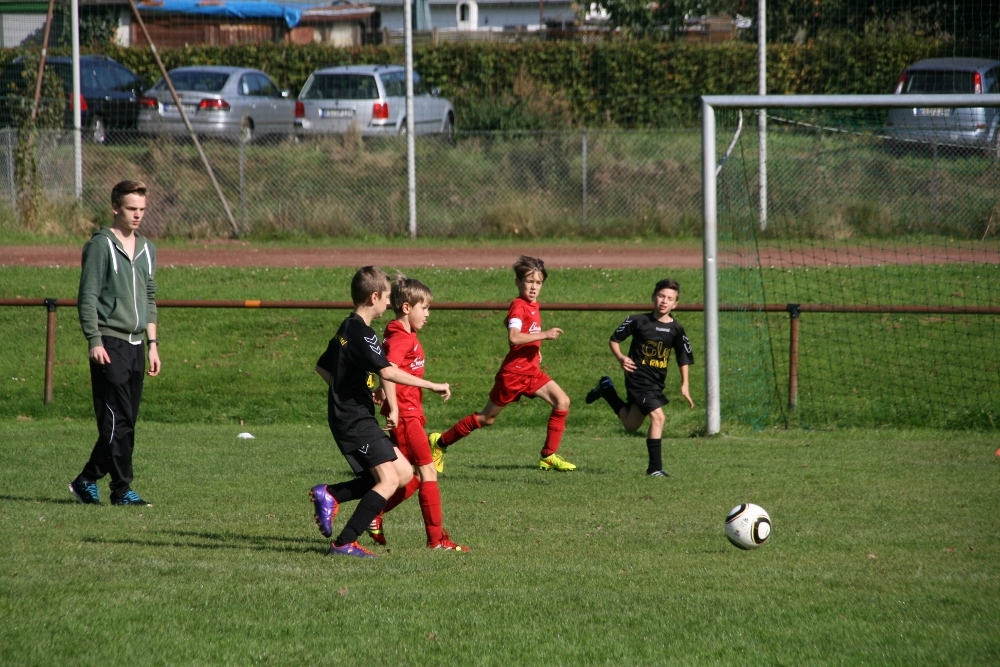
top-left (388, 414), bottom-right (432, 467)
top-left (488, 369), bottom-right (552, 407)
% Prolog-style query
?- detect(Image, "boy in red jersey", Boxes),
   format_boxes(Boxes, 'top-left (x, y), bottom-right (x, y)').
top-left (366, 275), bottom-right (468, 551)
top-left (429, 255), bottom-right (577, 472)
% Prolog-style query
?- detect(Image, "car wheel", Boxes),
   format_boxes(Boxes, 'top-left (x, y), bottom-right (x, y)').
top-left (441, 113), bottom-right (455, 144)
top-left (89, 117), bottom-right (107, 145)
top-left (241, 119), bottom-right (254, 144)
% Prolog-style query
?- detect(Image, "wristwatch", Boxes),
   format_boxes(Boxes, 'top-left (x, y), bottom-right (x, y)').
top-left (147, 339), bottom-right (159, 347)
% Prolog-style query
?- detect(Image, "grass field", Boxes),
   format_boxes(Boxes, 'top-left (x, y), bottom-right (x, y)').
top-left (1, 262), bottom-right (999, 663)
top-left (2, 422), bottom-right (998, 664)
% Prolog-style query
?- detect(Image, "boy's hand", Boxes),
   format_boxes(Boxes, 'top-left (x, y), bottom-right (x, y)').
top-left (544, 328), bottom-right (563, 340)
top-left (89, 345), bottom-right (111, 365)
top-left (619, 356), bottom-right (636, 373)
top-left (431, 382), bottom-right (451, 401)
top-left (384, 407), bottom-right (398, 430)
top-left (372, 387), bottom-right (386, 406)
top-left (147, 346), bottom-right (161, 376)
top-left (680, 382), bottom-right (694, 408)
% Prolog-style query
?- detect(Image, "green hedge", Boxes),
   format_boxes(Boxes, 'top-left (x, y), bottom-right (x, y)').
top-left (1, 33), bottom-right (945, 129)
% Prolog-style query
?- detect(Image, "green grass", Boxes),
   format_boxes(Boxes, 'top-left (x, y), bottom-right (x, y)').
top-left (2, 262), bottom-right (998, 429)
top-left (1, 421), bottom-right (998, 664)
top-left (1, 263), bottom-right (998, 662)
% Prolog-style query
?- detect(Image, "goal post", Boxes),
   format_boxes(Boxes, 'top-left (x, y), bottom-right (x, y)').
top-left (702, 93), bottom-right (1000, 435)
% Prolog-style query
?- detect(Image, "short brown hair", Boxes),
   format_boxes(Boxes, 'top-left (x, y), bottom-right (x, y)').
top-left (653, 278), bottom-right (681, 298)
top-left (111, 180), bottom-right (147, 208)
top-left (350, 266), bottom-right (391, 306)
top-left (390, 274), bottom-right (433, 314)
top-left (513, 255), bottom-right (547, 282)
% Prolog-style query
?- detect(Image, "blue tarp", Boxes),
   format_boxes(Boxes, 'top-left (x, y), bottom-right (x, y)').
top-left (137, 0), bottom-right (304, 29)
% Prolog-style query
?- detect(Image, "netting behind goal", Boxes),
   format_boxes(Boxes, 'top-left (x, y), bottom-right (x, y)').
top-left (714, 104), bottom-right (1000, 430)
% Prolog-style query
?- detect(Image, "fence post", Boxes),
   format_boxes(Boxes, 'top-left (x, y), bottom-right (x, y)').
top-left (44, 298), bottom-right (57, 404)
top-left (581, 127), bottom-right (588, 229)
top-left (6, 129), bottom-right (15, 211)
top-left (787, 303), bottom-right (800, 411)
top-left (239, 136), bottom-right (246, 234)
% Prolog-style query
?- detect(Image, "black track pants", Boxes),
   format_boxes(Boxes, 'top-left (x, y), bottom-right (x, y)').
top-left (79, 336), bottom-right (145, 493)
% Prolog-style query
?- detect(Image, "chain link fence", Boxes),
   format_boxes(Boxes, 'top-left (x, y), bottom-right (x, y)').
top-left (1, 121), bottom-right (999, 240)
top-left (0, 128), bottom-right (707, 238)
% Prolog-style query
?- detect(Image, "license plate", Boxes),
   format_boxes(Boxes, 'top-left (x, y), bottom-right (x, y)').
top-left (320, 108), bottom-right (354, 118)
top-left (915, 108), bottom-right (951, 117)
top-left (163, 103), bottom-right (196, 113)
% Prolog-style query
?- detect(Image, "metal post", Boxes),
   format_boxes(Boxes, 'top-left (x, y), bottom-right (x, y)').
top-left (6, 129), bottom-right (14, 210)
top-left (787, 303), bottom-right (800, 410)
top-left (932, 143), bottom-right (939, 225)
top-left (44, 298), bottom-right (57, 404)
top-left (239, 136), bottom-right (246, 234)
top-left (29, 0), bottom-right (57, 123)
top-left (581, 127), bottom-right (588, 229)
top-left (404, 0), bottom-right (417, 238)
top-left (71, 0), bottom-right (82, 200)
top-left (126, 0), bottom-right (238, 237)
top-left (702, 99), bottom-right (721, 435)
top-left (757, 0), bottom-right (767, 231)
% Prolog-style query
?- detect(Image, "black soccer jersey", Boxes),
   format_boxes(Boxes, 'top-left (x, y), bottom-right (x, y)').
top-left (316, 312), bottom-right (391, 452)
top-left (611, 312), bottom-right (694, 398)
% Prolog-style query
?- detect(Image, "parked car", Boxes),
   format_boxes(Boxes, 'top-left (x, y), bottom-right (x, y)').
top-left (138, 66), bottom-right (294, 142)
top-left (886, 57), bottom-right (1000, 154)
top-left (295, 65), bottom-right (455, 138)
top-left (0, 55), bottom-right (142, 144)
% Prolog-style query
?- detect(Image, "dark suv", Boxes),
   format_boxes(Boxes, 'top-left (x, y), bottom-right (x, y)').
top-left (0, 55), bottom-right (143, 144)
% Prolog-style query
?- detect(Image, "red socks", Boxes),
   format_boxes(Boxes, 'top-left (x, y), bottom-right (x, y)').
top-left (418, 481), bottom-right (444, 546)
top-left (440, 413), bottom-right (482, 447)
top-left (541, 409), bottom-right (569, 457)
top-left (384, 475), bottom-right (419, 514)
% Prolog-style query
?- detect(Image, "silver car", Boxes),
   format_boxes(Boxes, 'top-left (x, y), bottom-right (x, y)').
top-left (295, 65), bottom-right (455, 138)
top-left (886, 57), bottom-right (1000, 153)
top-left (138, 66), bottom-right (295, 142)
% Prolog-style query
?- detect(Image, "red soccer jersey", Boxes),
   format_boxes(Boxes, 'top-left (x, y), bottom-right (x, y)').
top-left (381, 319), bottom-right (426, 418)
top-left (499, 296), bottom-right (542, 376)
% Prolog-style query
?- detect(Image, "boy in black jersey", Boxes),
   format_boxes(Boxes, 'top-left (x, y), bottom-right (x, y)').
top-left (310, 266), bottom-right (452, 558)
top-left (585, 278), bottom-right (694, 477)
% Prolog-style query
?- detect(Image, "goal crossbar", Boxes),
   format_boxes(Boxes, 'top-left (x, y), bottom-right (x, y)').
top-left (701, 94), bottom-right (1000, 435)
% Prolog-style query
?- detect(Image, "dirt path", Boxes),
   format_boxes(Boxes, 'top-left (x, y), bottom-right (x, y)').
top-left (1, 243), bottom-right (996, 269)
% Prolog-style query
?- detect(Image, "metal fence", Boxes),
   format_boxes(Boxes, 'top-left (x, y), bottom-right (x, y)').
top-left (0, 128), bottom-right (706, 238)
top-left (1, 121), bottom-right (999, 240)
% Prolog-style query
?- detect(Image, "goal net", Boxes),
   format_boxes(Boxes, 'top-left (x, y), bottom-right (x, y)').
top-left (705, 95), bottom-right (1000, 433)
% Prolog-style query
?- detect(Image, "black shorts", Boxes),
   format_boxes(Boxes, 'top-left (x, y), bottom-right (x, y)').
top-left (626, 390), bottom-right (669, 415)
top-left (339, 435), bottom-right (398, 476)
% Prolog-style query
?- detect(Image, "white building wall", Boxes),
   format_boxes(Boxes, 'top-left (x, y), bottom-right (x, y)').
top-left (1, 14), bottom-right (46, 47)
top-left (378, 2), bottom-right (573, 30)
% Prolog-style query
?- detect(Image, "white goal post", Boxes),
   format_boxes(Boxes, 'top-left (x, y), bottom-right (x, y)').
top-left (701, 93), bottom-right (1000, 435)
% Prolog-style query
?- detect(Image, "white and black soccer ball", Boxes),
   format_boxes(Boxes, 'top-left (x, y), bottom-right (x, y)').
top-left (725, 503), bottom-right (771, 549)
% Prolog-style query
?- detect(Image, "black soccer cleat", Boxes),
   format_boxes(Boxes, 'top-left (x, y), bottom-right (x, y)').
top-left (585, 376), bottom-right (614, 404)
top-left (647, 470), bottom-right (671, 478)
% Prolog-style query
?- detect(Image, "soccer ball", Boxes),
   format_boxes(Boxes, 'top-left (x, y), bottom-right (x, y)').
top-left (725, 503), bottom-right (771, 549)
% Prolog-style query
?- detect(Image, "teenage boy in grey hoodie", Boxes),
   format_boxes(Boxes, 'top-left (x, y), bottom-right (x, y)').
top-left (69, 180), bottom-right (161, 506)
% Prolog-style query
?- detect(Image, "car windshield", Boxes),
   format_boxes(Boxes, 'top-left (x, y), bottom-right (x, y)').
top-left (301, 74), bottom-right (379, 100)
top-left (158, 71), bottom-right (231, 93)
top-left (903, 70), bottom-right (976, 94)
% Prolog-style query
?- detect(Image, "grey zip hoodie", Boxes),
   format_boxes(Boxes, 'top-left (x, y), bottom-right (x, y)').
top-left (77, 227), bottom-right (158, 350)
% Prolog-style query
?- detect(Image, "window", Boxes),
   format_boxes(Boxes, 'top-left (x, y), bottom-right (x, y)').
top-left (95, 64), bottom-right (120, 91)
top-left (460, 3), bottom-right (469, 21)
top-left (903, 70), bottom-right (975, 95)
top-left (302, 74), bottom-right (379, 100)
top-left (255, 74), bottom-right (282, 98)
top-left (381, 72), bottom-right (404, 97)
top-left (162, 71), bottom-right (231, 93)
